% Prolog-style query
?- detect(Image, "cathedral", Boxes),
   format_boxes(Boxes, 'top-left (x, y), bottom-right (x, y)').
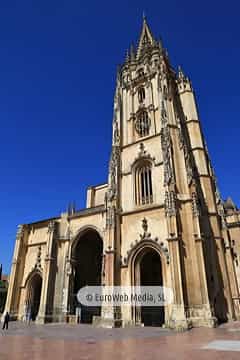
top-left (4, 18), bottom-right (240, 329)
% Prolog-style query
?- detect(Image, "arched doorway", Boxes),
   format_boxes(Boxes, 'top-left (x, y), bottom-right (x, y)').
top-left (26, 272), bottom-right (42, 321)
top-left (134, 247), bottom-right (164, 326)
top-left (71, 229), bottom-right (103, 323)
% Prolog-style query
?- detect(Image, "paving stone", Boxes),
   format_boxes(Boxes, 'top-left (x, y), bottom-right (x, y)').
top-left (0, 321), bottom-right (240, 359)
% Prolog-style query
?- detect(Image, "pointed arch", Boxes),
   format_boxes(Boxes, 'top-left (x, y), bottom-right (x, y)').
top-left (70, 225), bottom-right (104, 257)
top-left (23, 268), bottom-right (43, 289)
top-left (24, 270), bottom-right (43, 321)
top-left (69, 226), bottom-right (104, 323)
top-left (124, 239), bottom-right (170, 269)
top-left (129, 242), bottom-right (166, 326)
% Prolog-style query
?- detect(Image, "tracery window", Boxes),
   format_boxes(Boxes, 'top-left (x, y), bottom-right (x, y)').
top-left (135, 162), bottom-right (153, 206)
top-left (138, 87), bottom-right (145, 103)
top-left (135, 111), bottom-right (150, 137)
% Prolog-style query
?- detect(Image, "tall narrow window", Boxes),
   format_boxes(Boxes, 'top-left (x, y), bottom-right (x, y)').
top-left (138, 87), bottom-right (145, 103)
top-left (135, 162), bottom-right (153, 205)
top-left (135, 111), bottom-right (150, 137)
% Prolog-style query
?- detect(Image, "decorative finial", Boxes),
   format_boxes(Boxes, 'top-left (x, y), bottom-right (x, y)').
top-left (67, 201), bottom-right (76, 215)
top-left (140, 217), bottom-right (151, 240)
top-left (125, 49), bottom-right (130, 63)
top-left (142, 218), bottom-right (148, 233)
top-left (178, 66), bottom-right (185, 80)
top-left (143, 11), bottom-right (146, 21)
top-left (130, 43), bottom-right (135, 61)
top-left (158, 37), bottom-right (163, 49)
top-left (139, 142), bottom-right (146, 156)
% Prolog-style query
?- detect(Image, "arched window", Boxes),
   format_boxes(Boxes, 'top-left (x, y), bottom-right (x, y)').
top-left (138, 87), bottom-right (145, 103)
top-left (135, 111), bottom-right (150, 137)
top-left (135, 162), bottom-right (153, 205)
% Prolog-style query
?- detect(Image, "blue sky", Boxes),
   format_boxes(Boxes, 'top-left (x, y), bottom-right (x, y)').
top-left (0, 0), bottom-right (239, 274)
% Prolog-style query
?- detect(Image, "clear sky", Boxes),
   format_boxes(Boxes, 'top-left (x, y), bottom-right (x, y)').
top-left (0, 0), bottom-right (239, 274)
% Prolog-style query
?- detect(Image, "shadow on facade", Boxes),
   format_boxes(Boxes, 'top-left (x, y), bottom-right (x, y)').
top-left (175, 91), bottom-right (230, 324)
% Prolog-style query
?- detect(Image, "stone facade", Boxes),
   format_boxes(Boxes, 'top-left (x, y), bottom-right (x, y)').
top-left (4, 19), bottom-right (240, 329)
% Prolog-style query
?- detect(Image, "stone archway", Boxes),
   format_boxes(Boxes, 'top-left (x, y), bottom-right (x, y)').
top-left (70, 228), bottom-right (103, 323)
top-left (25, 272), bottom-right (42, 321)
top-left (133, 246), bottom-right (165, 326)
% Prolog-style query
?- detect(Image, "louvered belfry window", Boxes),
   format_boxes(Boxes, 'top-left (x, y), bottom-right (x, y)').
top-left (135, 162), bottom-right (153, 205)
top-left (135, 111), bottom-right (150, 137)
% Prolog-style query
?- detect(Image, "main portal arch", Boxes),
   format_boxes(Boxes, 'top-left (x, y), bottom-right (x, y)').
top-left (70, 228), bottom-right (103, 323)
top-left (25, 271), bottom-right (42, 321)
top-left (132, 245), bottom-right (165, 326)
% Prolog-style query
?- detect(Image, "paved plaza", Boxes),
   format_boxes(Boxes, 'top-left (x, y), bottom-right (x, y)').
top-left (1, 321), bottom-right (240, 359)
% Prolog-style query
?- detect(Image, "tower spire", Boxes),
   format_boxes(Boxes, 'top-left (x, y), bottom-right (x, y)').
top-left (136, 17), bottom-right (155, 59)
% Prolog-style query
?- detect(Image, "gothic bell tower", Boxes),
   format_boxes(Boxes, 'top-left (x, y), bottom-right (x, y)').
top-left (4, 17), bottom-right (240, 329)
top-left (103, 18), bottom-right (240, 328)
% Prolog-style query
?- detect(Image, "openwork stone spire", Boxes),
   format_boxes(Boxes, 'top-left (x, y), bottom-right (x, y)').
top-left (136, 17), bottom-right (155, 59)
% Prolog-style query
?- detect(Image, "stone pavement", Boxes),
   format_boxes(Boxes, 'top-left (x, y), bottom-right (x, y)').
top-left (0, 321), bottom-right (240, 359)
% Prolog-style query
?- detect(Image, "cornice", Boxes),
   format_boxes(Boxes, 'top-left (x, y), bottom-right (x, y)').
top-left (68, 205), bottom-right (106, 219)
top-left (122, 133), bottom-right (161, 150)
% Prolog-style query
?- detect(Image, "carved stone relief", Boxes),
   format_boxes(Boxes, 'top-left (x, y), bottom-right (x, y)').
top-left (160, 99), bottom-right (175, 186)
top-left (191, 192), bottom-right (200, 217)
top-left (121, 218), bottom-right (170, 266)
top-left (33, 245), bottom-right (42, 271)
top-left (164, 191), bottom-right (176, 217)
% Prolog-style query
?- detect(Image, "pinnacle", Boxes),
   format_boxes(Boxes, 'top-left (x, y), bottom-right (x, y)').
top-left (178, 66), bottom-right (185, 79)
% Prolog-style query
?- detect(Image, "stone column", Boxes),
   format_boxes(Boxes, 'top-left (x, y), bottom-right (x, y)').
top-left (202, 205), bottom-right (235, 322)
top-left (99, 238), bottom-right (118, 327)
top-left (36, 221), bottom-right (55, 323)
top-left (191, 190), bottom-right (217, 326)
top-left (214, 233), bottom-right (235, 320)
top-left (133, 259), bottom-right (141, 325)
top-left (164, 188), bottom-right (188, 329)
top-left (3, 225), bottom-right (25, 320)
top-left (168, 236), bottom-right (188, 330)
top-left (62, 253), bottom-right (74, 322)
